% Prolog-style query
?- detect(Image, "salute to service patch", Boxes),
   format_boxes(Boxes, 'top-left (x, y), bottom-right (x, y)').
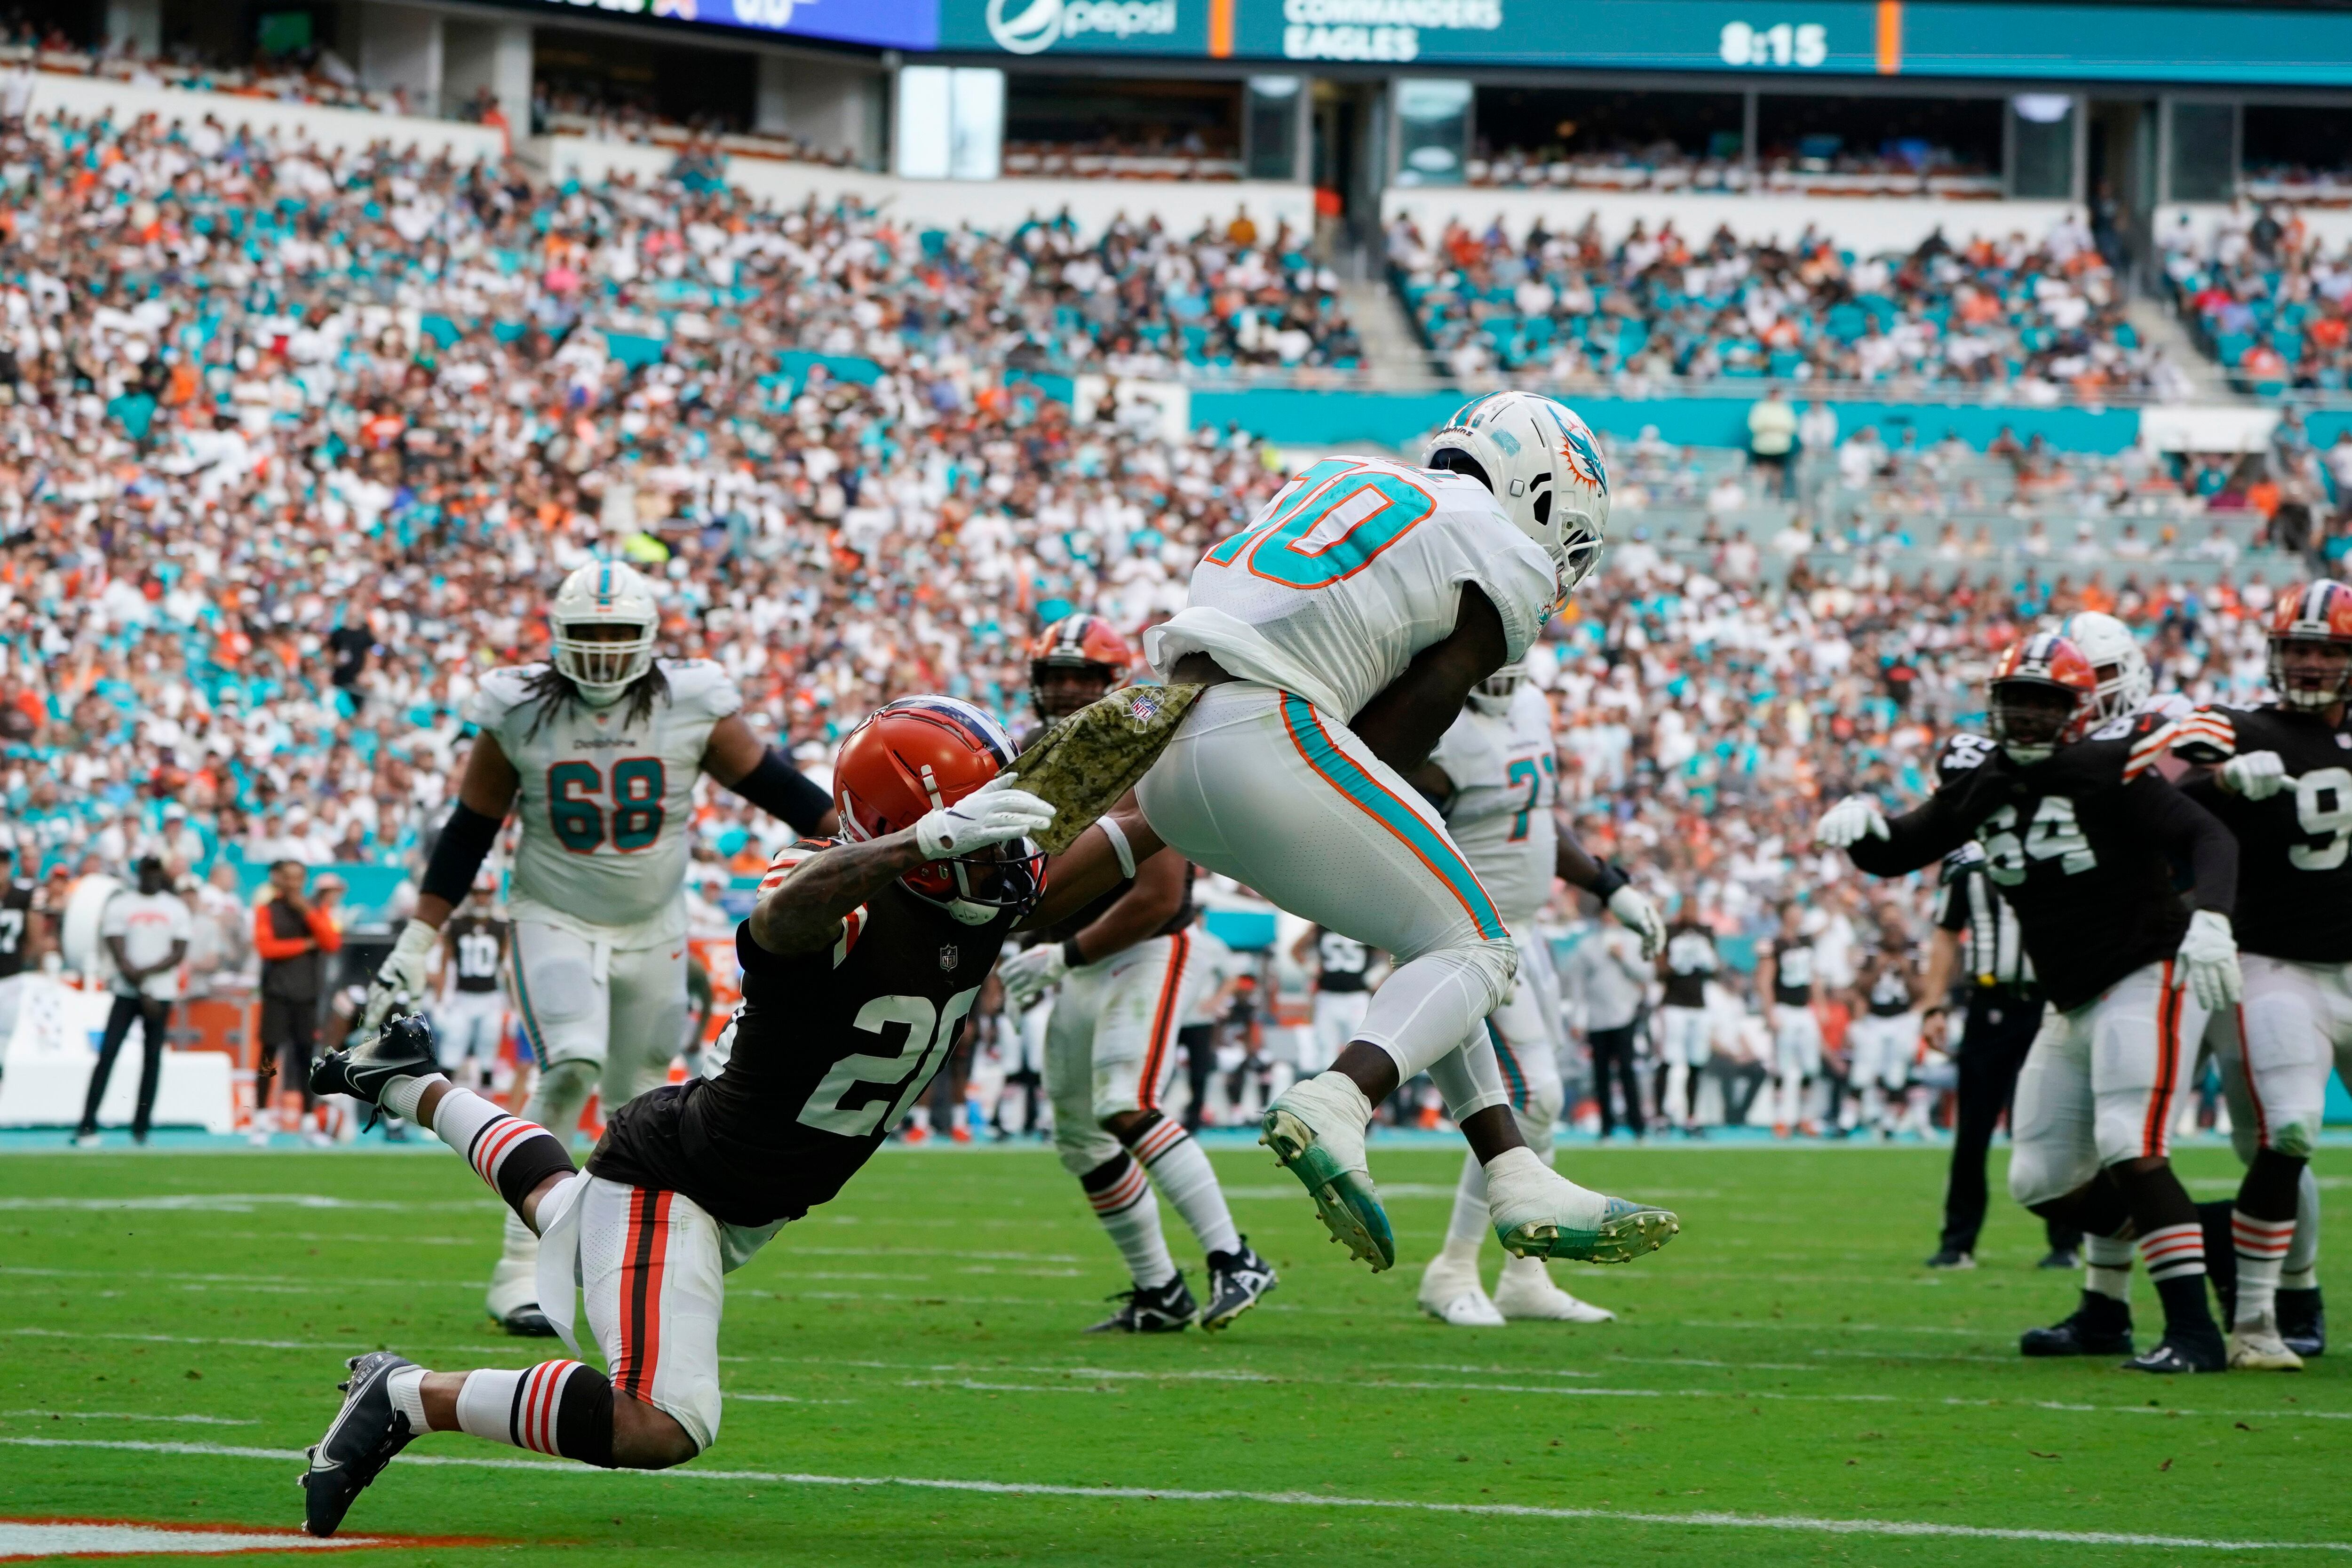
top-left (1004, 682), bottom-right (1206, 853)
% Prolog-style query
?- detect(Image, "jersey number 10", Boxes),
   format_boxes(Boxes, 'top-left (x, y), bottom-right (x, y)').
top-left (547, 758), bottom-right (666, 853)
top-left (1204, 460), bottom-right (1434, 589)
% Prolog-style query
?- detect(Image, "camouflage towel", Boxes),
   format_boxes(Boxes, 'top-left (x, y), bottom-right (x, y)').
top-left (1005, 683), bottom-right (1206, 853)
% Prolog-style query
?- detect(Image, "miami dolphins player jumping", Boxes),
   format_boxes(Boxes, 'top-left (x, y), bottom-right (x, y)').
top-left (360, 560), bottom-right (837, 1333)
top-left (1085, 390), bottom-right (1679, 1272)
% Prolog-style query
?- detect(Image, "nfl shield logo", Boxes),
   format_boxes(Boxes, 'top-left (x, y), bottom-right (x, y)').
top-left (939, 944), bottom-right (959, 971)
top-left (1127, 692), bottom-right (1161, 723)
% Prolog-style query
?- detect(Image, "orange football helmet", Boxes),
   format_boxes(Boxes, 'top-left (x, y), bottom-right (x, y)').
top-left (2269, 580), bottom-right (2352, 710)
top-left (1987, 633), bottom-right (2099, 763)
top-left (832, 696), bottom-right (1043, 922)
top-left (1026, 613), bottom-right (1131, 722)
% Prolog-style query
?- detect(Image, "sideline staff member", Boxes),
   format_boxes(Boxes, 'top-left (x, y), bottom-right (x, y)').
top-left (1923, 843), bottom-right (2082, 1270)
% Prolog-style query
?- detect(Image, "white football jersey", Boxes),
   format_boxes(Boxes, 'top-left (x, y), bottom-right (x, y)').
top-left (1145, 456), bottom-right (1558, 722)
top-left (468, 658), bottom-right (741, 944)
top-left (1430, 678), bottom-right (1558, 922)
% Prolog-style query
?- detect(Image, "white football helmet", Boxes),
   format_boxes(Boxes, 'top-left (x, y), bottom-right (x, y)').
top-left (2059, 610), bottom-right (2151, 726)
top-left (551, 559), bottom-right (660, 706)
top-left (1422, 391), bottom-right (1610, 600)
top-left (1467, 660), bottom-right (1524, 717)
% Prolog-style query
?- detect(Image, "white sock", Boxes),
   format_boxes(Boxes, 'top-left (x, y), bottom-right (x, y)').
top-left (386, 1364), bottom-right (431, 1433)
top-left (1083, 1152), bottom-right (1176, 1289)
top-left (378, 1072), bottom-right (445, 1125)
top-left (1128, 1116), bottom-right (1240, 1258)
top-left (2285, 1162), bottom-right (2321, 1281)
top-left (2084, 1232), bottom-right (2134, 1301)
top-left (1447, 1151), bottom-right (1491, 1247)
top-left (2232, 1208), bottom-right (2297, 1327)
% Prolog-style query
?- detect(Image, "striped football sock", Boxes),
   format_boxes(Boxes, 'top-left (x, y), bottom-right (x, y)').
top-left (1079, 1151), bottom-right (1176, 1289)
top-left (1123, 1112), bottom-right (1240, 1259)
top-left (427, 1086), bottom-right (576, 1220)
top-left (2137, 1222), bottom-right (2205, 1284)
top-left (453, 1361), bottom-right (615, 1467)
top-left (2232, 1209), bottom-right (2298, 1328)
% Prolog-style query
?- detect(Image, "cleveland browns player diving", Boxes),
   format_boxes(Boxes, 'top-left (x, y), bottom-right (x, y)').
top-left (2168, 580), bottom-right (2352, 1369)
top-left (294, 695), bottom-right (1098, 1536)
top-left (1818, 632), bottom-right (2243, 1373)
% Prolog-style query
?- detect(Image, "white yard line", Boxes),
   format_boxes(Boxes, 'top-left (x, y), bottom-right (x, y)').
top-left (0, 1410), bottom-right (255, 1425)
top-left (2, 1438), bottom-right (2343, 1553)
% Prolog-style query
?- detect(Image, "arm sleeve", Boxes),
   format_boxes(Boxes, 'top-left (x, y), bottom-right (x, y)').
top-left (1847, 789), bottom-right (1981, 879)
top-left (2121, 773), bottom-right (2239, 916)
top-left (420, 801), bottom-right (504, 906)
top-left (252, 905), bottom-right (311, 960)
top-left (724, 746), bottom-right (834, 833)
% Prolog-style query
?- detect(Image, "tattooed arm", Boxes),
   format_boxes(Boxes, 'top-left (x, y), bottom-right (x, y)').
top-left (747, 834), bottom-right (929, 956)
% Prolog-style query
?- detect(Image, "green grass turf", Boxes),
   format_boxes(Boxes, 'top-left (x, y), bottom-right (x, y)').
top-left (0, 1141), bottom-right (2345, 1566)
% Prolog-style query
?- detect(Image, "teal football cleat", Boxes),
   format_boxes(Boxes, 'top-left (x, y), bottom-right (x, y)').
top-left (1485, 1148), bottom-right (1677, 1265)
top-left (1260, 1076), bottom-right (1393, 1272)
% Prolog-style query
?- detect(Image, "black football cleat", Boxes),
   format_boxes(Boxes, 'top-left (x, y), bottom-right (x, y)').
top-left (2035, 1247), bottom-right (2081, 1271)
top-left (1085, 1273), bottom-right (1197, 1333)
top-left (1923, 1248), bottom-right (1975, 1270)
top-left (1200, 1240), bottom-right (1278, 1331)
top-left (2020, 1293), bottom-right (2135, 1358)
top-left (2124, 1329), bottom-right (2227, 1374)
top-left (310, 1012), bottom-right (439, 1127)
top-left (299, 1351), bottom-right (418, 1537)
top-left (2278, 1287), bottom-right (2326, 1358)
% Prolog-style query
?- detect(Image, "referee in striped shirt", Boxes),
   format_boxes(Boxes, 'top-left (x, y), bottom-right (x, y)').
top-left (1923, 843), bottom-right (2083, 1271)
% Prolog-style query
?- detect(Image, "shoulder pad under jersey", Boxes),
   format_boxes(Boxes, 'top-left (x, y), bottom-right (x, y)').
top-left (2169, 705), bottom-right (2240, 766)
top-left (1935, 731), bottom-right (2001, 780)
top-left (657, 658), bottom-right (745, 723)
top-left (465, 664), bottom-right (546, 733)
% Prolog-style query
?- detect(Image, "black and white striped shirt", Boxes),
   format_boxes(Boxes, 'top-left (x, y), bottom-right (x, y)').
top-left (1934, 843), bottom-right (2036, 994)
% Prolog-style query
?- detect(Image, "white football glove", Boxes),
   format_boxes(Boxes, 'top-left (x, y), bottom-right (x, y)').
top-left (361, 917), bottom-right (440, 1035)
top-left (2177, 909), bottom-right (2242, 1011)
top-left (2220, 750), bottom-right (2288, 801)
top-left (1606, 883), bottom-right (1667, 961)
top-left (1814, 794), bottom-right (1891, 850)
top-left (914, 775), bottom-right (1056, 860)
top-left (998, 942), bottom-right (1068, 1006)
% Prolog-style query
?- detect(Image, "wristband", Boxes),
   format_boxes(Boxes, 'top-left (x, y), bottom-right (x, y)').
top-left (1097, 815), bottom-right (1137, 880)
top-left (1587, 860), bottom-right (1630, 901)
top-left (1062, 938), bottom-right (1088, 970)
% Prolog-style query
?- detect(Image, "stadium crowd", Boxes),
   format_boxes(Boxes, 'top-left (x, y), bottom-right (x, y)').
top-left (0, 97), bottom-right (2321, 1139)
top-left (2164, 202), bottom-right (2352, 393)
top-left (1391, 209), bottom-right (2191, 397)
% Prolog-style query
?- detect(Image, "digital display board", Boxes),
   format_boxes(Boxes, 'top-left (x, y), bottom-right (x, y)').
top-left (519, 0), bottom-right (938, 52)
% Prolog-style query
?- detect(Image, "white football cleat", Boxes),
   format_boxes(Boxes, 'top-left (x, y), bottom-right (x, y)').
top-left (1484, 1147), bottom-right (1678, 1265)
top-left (1494, 1253), bottom-right (1616, 1322)
top-left (1418, 1254), bottom-right (1505, 1327)
top-left (2228, 1313), bottom-right (2306, 1372)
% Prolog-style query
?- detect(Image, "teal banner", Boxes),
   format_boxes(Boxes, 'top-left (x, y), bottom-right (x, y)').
top-left (1189, 389), bottom-right (2144, 455)
top-left (935, 0), bottom-right (2352, 87)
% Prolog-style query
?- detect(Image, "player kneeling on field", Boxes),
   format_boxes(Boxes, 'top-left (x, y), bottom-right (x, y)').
top-left (296, 696), bottom-right (1087, 1536)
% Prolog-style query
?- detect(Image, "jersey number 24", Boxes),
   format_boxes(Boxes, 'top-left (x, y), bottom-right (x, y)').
top-left (1204, 459), bottom-right (1433, 589)
top-left (547, 758), bottom-right (665, 853)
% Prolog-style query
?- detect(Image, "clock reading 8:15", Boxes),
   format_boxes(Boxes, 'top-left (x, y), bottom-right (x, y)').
top-left (1720, 20), bottom-right (1829, 66)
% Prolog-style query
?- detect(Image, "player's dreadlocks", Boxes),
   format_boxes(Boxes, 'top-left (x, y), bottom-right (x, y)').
top-left (517, 660), bottom-right (670, 739)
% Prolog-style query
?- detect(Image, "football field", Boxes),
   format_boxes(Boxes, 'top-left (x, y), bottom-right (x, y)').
top-left (1, 1140), bottom-right (2344, 1566)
